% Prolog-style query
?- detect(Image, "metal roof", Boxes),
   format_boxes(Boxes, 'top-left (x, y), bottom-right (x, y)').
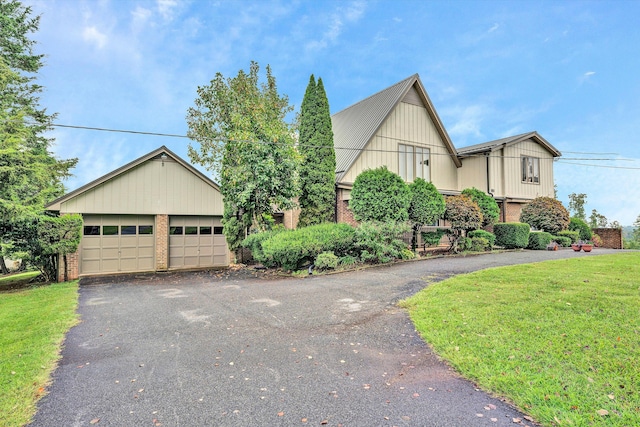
top-left (331, 74), bottom-right (461, 183)
top-left (456, 131), bottom-right (562, 157)
top-left (45, 145), bottom-right (220, 211)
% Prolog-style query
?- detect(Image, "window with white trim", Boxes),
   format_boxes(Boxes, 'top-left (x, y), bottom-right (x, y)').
top-left (522, 156), bottom-right (540, 184)
top-left (399, 144), bottom-right (430, 182)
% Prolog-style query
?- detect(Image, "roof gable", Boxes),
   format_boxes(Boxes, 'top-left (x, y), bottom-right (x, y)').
top-left (332, 74), bottom-right (461, 182)
top-left (457, 131), bottom-right (562, 158)
top-left (46, 146), bottom-right (221, 212)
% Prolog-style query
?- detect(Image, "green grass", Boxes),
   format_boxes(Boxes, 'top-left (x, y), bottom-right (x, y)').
top-left (401, 252), bottom-right (640, 426)
top-left (0, 281), bottom-right (79, 427)
top-left (0, 271), bottom-right (41, 292)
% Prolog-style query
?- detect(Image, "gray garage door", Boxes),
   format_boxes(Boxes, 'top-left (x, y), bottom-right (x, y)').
top-left (80, 215), bottom-right (155, 275)
top-left (169, 216), bottom-right (228, 269)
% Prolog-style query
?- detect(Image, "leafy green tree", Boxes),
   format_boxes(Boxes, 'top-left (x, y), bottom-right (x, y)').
top-left (1, 1), bottom-right (77, 274)
top-left (461, 187), bottom-right (499, 227)
top-left (297, 75), bottom-right (336, 227)
top-left (520, 196), bottom-right (569, 234)
top-left (408, 178), bottom-right (445, 251)
top-left (186, 62), bottom-right (298, 252)
top-left (445, 195), bottom-right (483, 252)
top-left (568, 193), bottom-right (587, 221)
top-left (633, 214), bottom-right (640, 242)
top-left (609, 220), bottom-right (621, 229)
top-left (349, 167), bottom-right (410, 223)
top-left (589, 209), bottom-right (608, 228)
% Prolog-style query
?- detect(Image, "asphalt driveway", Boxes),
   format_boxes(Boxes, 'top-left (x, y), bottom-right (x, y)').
top-left (30, 249), bottom-right (619, 427)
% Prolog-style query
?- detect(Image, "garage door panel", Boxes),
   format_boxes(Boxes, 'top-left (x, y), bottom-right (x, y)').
top-left (169, 216), bottom-right (227, 269)
top-left (80, 215), bottom-right (155, 275)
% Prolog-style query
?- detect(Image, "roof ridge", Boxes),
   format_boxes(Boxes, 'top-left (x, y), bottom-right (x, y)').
top-left (332, 74), bottom-right (418, 117)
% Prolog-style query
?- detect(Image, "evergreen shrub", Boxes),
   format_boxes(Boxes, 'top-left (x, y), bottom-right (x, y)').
top-left (468, 229), bottom-right (496, 249)
top-left (552, 235), bottom-right (572, 247)
top-left (494, 222), bottom-right (530, 249)
top-left (527, 231), bottom-right (554, 250)
top-left (355, 221), bottom-right (410, 264)
top-left (568, 217), bottom-right (593, 241)
top-left (315, 251), bottom-right (339, 270)
top-left (557, 230), bottom-right (580, 243)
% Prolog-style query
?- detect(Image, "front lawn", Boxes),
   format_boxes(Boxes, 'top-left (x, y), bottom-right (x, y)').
top-left (401, 252), bottom-right (640, 426)
top-left (0, 281), bottom-right (79, 427)
top-left (0, 271), bottom-right (42, 292)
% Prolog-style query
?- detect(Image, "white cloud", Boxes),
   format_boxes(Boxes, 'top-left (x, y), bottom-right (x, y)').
top-left (445, 105), bottom-right (488, 141)
top-left (82, 26), bottom-right (108, 49)
top-left (157, 0), bottom-right (178, 21)
top-left (306, 0), bottom-right (366, 51)
top-left (488, 23), bottom-right (499, 33)
top-left (579, 71), bottom-right (596, 84)
top-left (131, 6), bottom-right (152, 27)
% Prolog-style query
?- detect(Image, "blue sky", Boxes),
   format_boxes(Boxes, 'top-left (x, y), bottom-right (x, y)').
top-left (26, 0), bottom-right (640, 225)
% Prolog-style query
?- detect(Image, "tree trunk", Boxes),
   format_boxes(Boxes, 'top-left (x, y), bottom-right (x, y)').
top-left (0, 254), bottom-right (8, 275)
top-left (63, 254), bottom-right (67, 282)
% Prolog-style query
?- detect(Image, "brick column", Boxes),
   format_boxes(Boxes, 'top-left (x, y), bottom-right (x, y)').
top-left (58, 251), bottom-right (79, 282)
top-left (156, 214), bottom-right (169, 271)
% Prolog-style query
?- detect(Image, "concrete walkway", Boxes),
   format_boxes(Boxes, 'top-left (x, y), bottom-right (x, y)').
top-left (30, 249), bottom-right (619, 426)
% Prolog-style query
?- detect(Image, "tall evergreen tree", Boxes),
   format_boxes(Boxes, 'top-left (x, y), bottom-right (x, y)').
top-left (0, 1), bottom-right (77, 275)
top-left (297, 75), bottom-right (336, 227)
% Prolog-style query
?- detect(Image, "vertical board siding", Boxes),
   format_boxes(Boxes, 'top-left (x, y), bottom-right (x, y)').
top-left (61, 159), bottom-right (223, 215)
top-left (341, 102), bottom-right (458, 190)
top-left (458, 156), bottom-right (488, 192)
top-left (503, 140), bottom-right (555, 199)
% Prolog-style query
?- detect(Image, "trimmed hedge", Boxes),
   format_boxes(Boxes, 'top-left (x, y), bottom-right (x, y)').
top-left (494, 222), bottom-right (530, 249)
top-left (527, 231), bottom-right (554, 250)
top-left (470, 237), bottom-right (490, 252)
top-left (354, 221), bottom-right (410, 264)
top-left (261, 223), bottom-right (356, 270)
top-left (468, 229), bottom-right (496, 249)
top-left (242, 226), bottom-right (286, 262)
top-left (315, 251), bottom-right (339, 270)
top-left (557, 230), bottom-right (580, 243)
top-left (552, 235), bottom-right (572, 247)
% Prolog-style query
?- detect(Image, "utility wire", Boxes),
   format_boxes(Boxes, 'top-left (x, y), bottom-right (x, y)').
top-left (48, 123), bottom-right (638, 166)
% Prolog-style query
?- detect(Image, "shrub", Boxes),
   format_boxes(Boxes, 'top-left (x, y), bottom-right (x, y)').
top-left (421, 228), bottom-right (449, 248)
top-left (468, 229), bottom-right (496, 249)
top-left (470, 237), bottom-right (490, 252)
top-left (400, 248), bottom-right (416, 260)
top-left (350, 167), bottom-right (410, 223)
top-left (494, 222), bottom-right (530, 249)
top-left (261, 223), bottom-right (356, 270)
top-left (355, 221), bottom-right (410, 264)
top-left (461, 187), bottom-right (499, 227)
top-left (552, 235), bottom-right (572, 247)
top-left (458, 237), bottom-right (473, 251)
top-left (315, 251), bottom-right (339, 270)
top-left (408, 178), bottom-right (446, 251)
top-left (569, 217), bottom-right (593, 241)
top-left (445, 195), bottom-right (483, 235)
top-left (557, 230), bottom-right (580, 243)
top-left (527, 231), bottom-right (554, 250)
top-left (339, 255), bottom-right (357, 266)
top-left (241, 226), bottom-right (286, 262)
top-left (520, 196), bottom-right (570, 234)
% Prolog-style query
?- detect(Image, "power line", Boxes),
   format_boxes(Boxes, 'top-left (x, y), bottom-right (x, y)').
top-left (556, 161), bottom-right (640, 170)
top-left (48, 122), bottom-right (638, 164)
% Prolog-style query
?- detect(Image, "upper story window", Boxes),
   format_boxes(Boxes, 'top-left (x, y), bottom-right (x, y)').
top-left (399, 144), bottom-right (430, 182)
top-left (522, 156), bottom-right (540, 184)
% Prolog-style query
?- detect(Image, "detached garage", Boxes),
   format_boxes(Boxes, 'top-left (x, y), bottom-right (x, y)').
top-left (46, 146), bottom-right (229, 280)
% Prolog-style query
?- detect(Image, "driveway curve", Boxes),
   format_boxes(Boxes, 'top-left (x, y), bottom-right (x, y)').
top-left (31, 249), bottom-right (620, 427)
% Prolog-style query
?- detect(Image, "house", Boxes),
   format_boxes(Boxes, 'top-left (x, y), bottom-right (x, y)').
top-left (46, 146), bottom-right (229, 281)
top-left (329, 74), bottom-right (561, 225)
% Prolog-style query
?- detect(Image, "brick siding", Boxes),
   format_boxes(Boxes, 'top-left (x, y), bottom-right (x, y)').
top-left (155, 214), bottom-right (169, 271)
top-left (591, 227), bottom-right (623, 249)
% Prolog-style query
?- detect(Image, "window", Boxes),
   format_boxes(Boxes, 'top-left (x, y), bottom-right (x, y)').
top-left (169, 226), bottom-right (183, 235)
top-left (185, 226), bottom-right (198, 235)
top-left (522, 156), bottom-right (540, 183)
top-left (83, 226), bottom-right (100, 236)
top-left (199, 226), bottom-right (212, 235)
top-left (103, 226), bottom-right (119, 235)
top-left (139, 225), bottom-right (153, 235)
top-left (121, 226), bottom-right (137, 235)
top-left (399, 144), bottom-right (430, 182)
top-left (213, 227), bottom-right (224, 235)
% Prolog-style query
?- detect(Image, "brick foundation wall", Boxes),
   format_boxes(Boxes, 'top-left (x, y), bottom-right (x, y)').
top-left (58, 251), bottom-right (79, 282)
top-left (156, 214), bottom-right (169, 271)
top-left (592, 228), bottom-right (623, 249)
top-left (336, 199), bottom-right (358, 227)
top-left (503, 201), bottom-right (524, 223)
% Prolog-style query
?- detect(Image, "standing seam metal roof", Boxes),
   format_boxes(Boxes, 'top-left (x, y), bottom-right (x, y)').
top-left (331, 74), bottom-right (461, 183)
